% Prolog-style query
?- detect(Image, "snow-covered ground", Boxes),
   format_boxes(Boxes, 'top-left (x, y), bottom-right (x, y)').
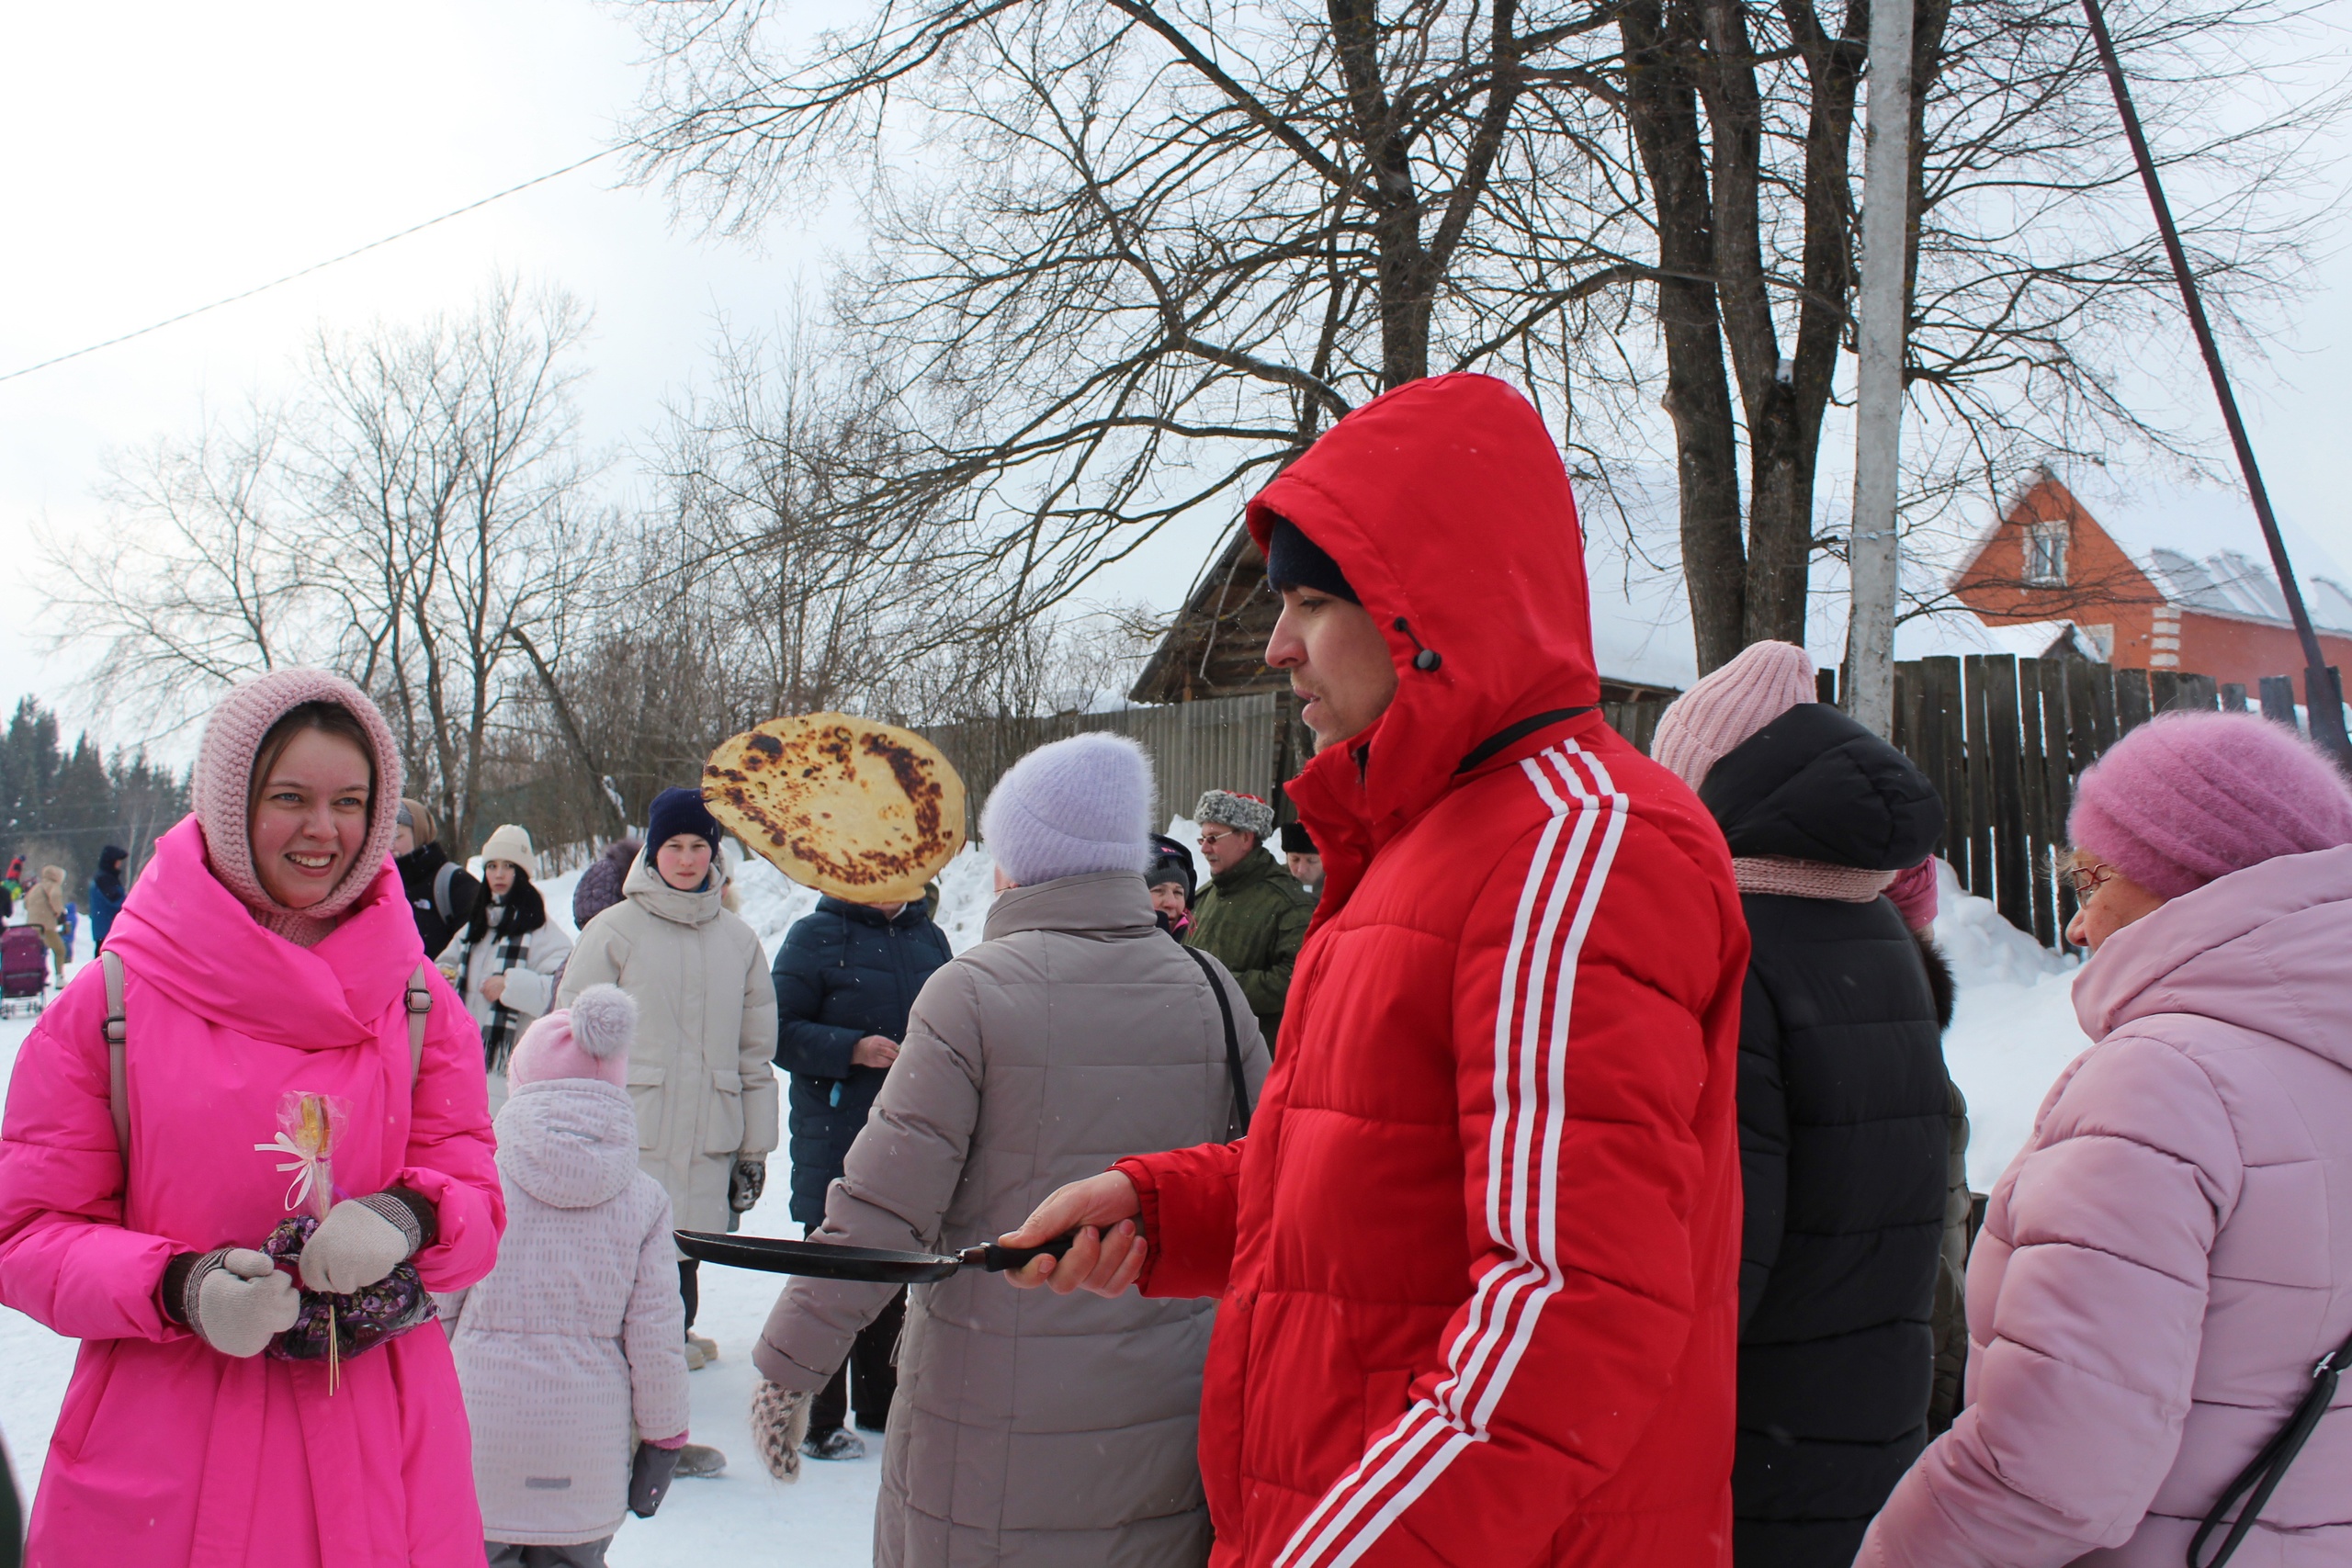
top-left (0, 845), bottom-right (2091, 1562)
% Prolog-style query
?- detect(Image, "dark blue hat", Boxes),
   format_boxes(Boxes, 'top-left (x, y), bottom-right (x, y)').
top-left (1263, 515), bottom-right (1359, 604)
top-left (646, 787), bottom-right (725, 854)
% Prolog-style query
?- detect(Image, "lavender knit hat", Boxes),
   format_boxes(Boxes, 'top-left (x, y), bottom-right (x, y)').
top-left (1651, 641), bottom-right (1820, 790)
top-left (192, 668), bottom-right (405, 945)
top-left (981, 732), bottom-right (1153, 886)
top-left (2067, 710), bottom-right (2352, 899)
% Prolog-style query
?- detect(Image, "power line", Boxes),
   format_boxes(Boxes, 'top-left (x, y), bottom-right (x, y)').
top-left (0, 148), bottom-right (620, 386)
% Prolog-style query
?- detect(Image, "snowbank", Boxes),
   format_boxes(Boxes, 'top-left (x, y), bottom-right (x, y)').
top-left (1928, 859), bottom-right (2092, 1190)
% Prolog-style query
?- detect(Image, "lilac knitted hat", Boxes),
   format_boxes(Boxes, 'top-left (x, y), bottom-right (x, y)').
top-left (2068, 710), bottom-right (2352, 900)
top-left (509, 985), bottom-right (636, 1089)
top-left (192, 668), bottom-right (404, 946)
top-left (1651, 641), bottom-right (1820, 791)
top-left (981, 732), bottom-right (1153, 886)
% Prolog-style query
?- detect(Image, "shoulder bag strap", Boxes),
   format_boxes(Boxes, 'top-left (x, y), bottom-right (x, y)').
top-left (2190, 1321), bottom-right (2352, 1568)
top-left (101, 951), bottom-right (129, 1162)
top-left (1182, 945), bottom-right (1252, 1134)
top-left (406, 965), bottom-right (434, 1085)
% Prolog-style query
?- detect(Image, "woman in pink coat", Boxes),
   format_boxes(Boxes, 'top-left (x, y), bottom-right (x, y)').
top-left (1860, 709), bottom-right (2352, 1567)
top-left (0, 669), bottom-right (503, 1567)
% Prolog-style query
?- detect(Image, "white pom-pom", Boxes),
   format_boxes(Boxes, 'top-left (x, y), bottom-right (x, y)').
top-left (566, 984), bottom-right (637, 1059)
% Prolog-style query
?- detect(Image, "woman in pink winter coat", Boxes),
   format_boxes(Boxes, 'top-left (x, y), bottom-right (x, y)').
top-left (0, 669), bottom-right (503, 1567)
top-left (1860, 710), bottom-right (2352, 1567)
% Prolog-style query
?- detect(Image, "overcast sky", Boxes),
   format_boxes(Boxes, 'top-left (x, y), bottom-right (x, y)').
top-left (4, 1), bottom-right (2348, 750)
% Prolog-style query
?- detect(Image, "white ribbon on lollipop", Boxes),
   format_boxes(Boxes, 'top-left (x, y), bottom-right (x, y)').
top-left (254, 1131), bottom-right (327, 1214)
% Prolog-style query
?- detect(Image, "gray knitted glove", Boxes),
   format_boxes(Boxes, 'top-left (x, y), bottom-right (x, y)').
top-left (182, 1248), bottom-right (300, 1358)
top-left (299, 1191), bottom-right (426, 1294)
top-left (750, 1381), bottom-right (811, 1482)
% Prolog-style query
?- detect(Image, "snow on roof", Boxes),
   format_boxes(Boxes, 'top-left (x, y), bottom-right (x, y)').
top-left (1894, 615), bottom-right (2104, 663)
top-left (2054, 474), bottom-right (2352, 634)
top-left (1574, 467), bottom-right (1700, 694)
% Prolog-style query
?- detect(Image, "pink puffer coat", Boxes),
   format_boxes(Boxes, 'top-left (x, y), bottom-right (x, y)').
top-left (0, 818), bottom-right (503, 1567)
top-left (1860, 844), bottom-right (2352, 1567)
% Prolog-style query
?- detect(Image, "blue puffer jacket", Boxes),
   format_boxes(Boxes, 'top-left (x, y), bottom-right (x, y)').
top-left (772, 895), bottom-right (954, 1224)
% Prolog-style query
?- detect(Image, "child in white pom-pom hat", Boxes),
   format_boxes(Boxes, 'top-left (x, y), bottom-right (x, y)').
top-left (445, 985), bottom-right (703, 1567)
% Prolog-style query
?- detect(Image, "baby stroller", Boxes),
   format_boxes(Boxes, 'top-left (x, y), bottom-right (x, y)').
top-left (1, 925), bottom-right (49, 1016)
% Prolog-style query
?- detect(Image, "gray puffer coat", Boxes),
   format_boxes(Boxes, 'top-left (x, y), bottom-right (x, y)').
top-left (753, 870), bottom-right (1268, 1568)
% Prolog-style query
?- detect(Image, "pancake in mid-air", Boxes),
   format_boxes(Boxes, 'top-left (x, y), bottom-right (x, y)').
top-left (703, 714), bottom-right (965, 903)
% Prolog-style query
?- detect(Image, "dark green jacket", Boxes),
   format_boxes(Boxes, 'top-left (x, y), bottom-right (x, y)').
top-left (1183, 845), bottom-right (1313, 1043)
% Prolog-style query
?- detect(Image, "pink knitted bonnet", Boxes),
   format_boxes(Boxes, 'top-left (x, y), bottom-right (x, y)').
top-left (1651, 641), bottom-right (1821, 790)
top-left (2068, 709), bottom-right (2352, 899)
top-left (191, 668), bottom-right (404, 946)
top-left (507, 985), bottom-right (637, 1089)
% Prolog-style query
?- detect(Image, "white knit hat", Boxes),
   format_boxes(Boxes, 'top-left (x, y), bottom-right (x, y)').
top-left (981, 733), bottom-right (1153, 886)
top-left (478, 822), bottom-right (539, 881)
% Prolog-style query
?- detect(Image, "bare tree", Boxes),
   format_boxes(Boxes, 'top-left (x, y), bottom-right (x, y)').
top-left (47, 281), bottom-right (605, 852)
top-left (627, 0), bottom-right (2341, 676)
top-left (626, 0), bottom-right (1645, 639)
top-left (48, 408), bottom-right (315, 732)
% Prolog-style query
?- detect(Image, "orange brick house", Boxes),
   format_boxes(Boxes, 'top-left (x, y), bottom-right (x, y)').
top-left (1951, 470), bottom-right (2352, 695)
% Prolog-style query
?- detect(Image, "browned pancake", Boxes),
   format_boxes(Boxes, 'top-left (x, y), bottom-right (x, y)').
top-left (703, 715), bottom-right (966, 902)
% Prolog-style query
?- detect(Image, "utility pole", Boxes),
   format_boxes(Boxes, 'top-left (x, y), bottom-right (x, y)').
top-left (2081, 0), bottom-right (2352, 764)
top-left (1847, 0), bottom-right (1915, 738)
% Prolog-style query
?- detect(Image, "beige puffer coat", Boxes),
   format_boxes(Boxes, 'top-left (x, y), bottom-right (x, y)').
top-left (20, 867), bottom-right (64, 931)
top-left (754, 871), bottom-right (1268, 1568)
top-left (560, 852), bottom-right (779, 1236)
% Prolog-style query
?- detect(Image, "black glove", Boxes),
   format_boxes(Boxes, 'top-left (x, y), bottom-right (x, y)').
top-left (629, 1440), bottom-right (684, 1517)
top-left (729, 1157), bottom-right (766, 1213)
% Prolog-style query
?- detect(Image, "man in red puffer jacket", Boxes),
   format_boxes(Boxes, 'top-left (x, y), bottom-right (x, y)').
top-left (1004, 373), bottom-right (1749, 1568)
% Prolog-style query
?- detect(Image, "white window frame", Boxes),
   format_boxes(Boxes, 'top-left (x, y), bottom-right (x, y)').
top-left (2024, 521), bottom-right (2068, 586)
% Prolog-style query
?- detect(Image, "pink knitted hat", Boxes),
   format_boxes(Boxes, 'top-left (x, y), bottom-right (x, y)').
top-left (508, 985), bottom-right (636, 1089)
top-left (1884, 858), bottom-right (1940, 931)
top-left (191, 668), bottom-right (404, 946)
top-left (1652, 641), bottom-right (1820, 790)
top-left (2068, 710), bottom-right (2352, 900)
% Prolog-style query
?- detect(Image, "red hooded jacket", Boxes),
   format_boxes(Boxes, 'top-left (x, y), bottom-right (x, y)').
top-left (1115, 376), bottom-right (1748, 1567)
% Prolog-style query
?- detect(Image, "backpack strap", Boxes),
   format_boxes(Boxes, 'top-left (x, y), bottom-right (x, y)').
top-left (1182, 945), bottom-right (1253, 1134)
top-left (101, 951), bottom-right (129, 1160)
top-left (406, 964), bottom-right (434, 1084)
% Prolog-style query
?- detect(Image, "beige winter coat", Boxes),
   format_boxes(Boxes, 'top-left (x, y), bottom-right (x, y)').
top-left (754, 870), bottom-right (1268, 1568)
top-left (560, 852), bottom-right (779, 1237)
top-left (20, 868), bottom-right (64, 931)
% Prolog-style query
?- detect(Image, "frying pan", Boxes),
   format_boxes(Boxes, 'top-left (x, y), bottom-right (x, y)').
top-left (674, 1229), bottom-right (1076, 1284)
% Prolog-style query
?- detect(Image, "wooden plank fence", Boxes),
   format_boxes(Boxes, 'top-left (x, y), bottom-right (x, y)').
top-left (1881, 658), bottom-right (2233, 950)
top-left (917, 691), bottom-right (1309, 840)
top-left (915, 660), bottom-right (2325, 953)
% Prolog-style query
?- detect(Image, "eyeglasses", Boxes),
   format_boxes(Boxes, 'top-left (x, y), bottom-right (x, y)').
top-left (2064, 862), bottom-right (2115, 899)
top-left (1198, 829), bottom-right (1239, 849)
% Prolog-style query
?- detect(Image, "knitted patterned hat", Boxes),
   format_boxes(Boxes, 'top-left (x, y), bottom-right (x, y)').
top-left (1651, 641), bottom-right (1820, 790)
top-left (192, 668), bottom-right (404, 947)
top-left (1195, 789), bottom-right (1276, 841)
top-left (2068, 710), bottom-right (2352, 900)
top-left (478, 823), bottom-right (539, 881)
top-left (508, 985), bottom-right (637, 1089)
top-left (982, 732), bottom-right (1154, 886)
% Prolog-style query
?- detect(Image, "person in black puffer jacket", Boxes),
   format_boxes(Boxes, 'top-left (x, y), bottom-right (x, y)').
top-left (394, 796), bottom-right (483, 957)
top-left (770, 887), bottom-right (953, 1461)
top-left (1651, 642), bottom-right (1952, 1568)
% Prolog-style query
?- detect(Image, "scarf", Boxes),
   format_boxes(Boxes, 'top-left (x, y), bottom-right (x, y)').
top-left (464, 901), bottom-right (534, 1073)
top-left (1732, 855), bottom-right (1900, 903)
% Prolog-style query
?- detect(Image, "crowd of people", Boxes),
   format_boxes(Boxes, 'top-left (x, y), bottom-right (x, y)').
top-left (0, 373), bottom-right (2346, 1568)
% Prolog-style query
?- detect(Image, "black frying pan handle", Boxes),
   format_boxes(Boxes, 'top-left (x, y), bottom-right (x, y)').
top-left (964, 1233), bottom-right (1078, 1272)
